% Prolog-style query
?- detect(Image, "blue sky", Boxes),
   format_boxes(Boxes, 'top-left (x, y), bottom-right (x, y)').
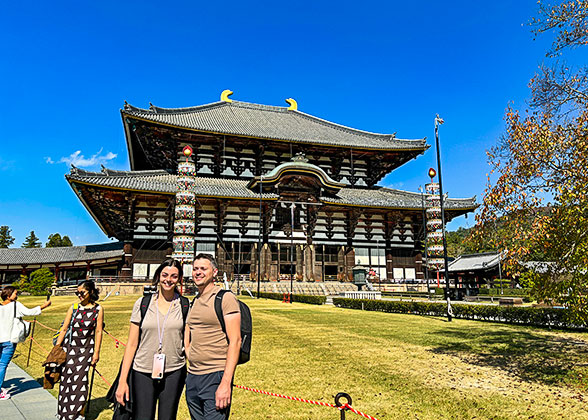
top-left (0, 1), bottom-right (582, 246)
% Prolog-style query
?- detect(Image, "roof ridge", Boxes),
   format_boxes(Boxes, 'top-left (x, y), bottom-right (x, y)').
top-left (123, 101), bottom-right (228, 114)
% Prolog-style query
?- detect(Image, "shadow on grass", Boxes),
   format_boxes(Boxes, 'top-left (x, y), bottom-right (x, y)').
top-left (86, 396), bottom-right (112, 420)
top-left (428, 327), bottom-right (588, 387)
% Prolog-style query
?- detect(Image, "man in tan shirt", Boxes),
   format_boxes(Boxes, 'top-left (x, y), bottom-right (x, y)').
top-left (185, 254), bottom-right (241, 420)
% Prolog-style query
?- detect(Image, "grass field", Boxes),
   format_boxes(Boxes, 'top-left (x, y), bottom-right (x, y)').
top-left (12, 294), bottom-right (588, 420)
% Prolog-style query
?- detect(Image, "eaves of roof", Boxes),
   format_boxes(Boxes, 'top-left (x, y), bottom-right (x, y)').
top-left (66, 168), bottom-right (478, 211)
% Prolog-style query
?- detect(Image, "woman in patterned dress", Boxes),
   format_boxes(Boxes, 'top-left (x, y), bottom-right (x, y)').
top-left (55, 280), bottom-right (104, 420)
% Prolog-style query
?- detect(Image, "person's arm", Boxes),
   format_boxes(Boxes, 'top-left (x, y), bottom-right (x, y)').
top-left (215, 311), bottom-right (241, 410)
top-left (16, 300), bottom-right (50, 317)
top-left (184, 322), bottom-right (191, 361)
top-left (54, 305), bottom-right (74, 347)
top-left (115, 322), bottom-right (140, 406)
top-left (91, 306), bottom-right (104, 366)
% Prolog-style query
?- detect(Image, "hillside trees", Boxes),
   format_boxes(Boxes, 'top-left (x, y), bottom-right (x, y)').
top-left (476, 0), bottom-right (588, 322)
top-left (46, 233), bottom-right (73, 247)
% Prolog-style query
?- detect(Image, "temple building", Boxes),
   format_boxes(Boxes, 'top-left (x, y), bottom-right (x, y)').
top-left (65, 91), bottom-right (476, 282)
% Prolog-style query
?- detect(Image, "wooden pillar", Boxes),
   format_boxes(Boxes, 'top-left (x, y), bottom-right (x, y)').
top-left (121, 242), bottom-right (133, 280)
top-left (85, 261), bottom-right (92, 280)
top-left (303, 244), bottom-right (316, 281)
top-left (251, 242), bottom-right (258, 281)
top-left (296, 244), bottom-right (303, 280)
top-left (386, 249), bottom-right (394, 282)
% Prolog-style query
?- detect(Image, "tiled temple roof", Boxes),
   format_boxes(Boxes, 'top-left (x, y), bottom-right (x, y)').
top-left (121, 100), bottom-right (428, 151)
top-left (0, 242), bottom-right (124, 266)
top-left (67, 167), bottom-right (477, 210)
top-left (448, 253), bottom-right (502, 272)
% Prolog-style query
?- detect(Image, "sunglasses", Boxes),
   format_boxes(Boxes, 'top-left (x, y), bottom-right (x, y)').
top-left (75, 290), bottom-right (87, 297)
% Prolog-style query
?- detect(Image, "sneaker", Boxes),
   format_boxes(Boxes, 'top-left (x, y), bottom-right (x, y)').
top-left (0, 390), bottom-right (10, 400)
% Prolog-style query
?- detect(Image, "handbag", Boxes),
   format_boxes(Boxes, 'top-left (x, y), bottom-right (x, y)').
top-left (10, 302), bottom-right (31, 344)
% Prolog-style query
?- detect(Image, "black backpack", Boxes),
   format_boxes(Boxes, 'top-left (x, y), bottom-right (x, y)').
top-left (214, 290), bottom-right (251, 364)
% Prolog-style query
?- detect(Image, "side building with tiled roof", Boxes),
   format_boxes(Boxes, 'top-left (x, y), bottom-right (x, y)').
top-left (66, 91), bottom-right (477, 282)
top-left (0, 243), bottom-right (124, 285)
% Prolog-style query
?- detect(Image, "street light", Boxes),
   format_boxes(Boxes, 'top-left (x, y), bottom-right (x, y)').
top-left (434, 114), bottom-right (453, 320)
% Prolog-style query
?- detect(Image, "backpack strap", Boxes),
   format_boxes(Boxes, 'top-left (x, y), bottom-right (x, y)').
top-left (214, 290), bottom-right (228, 337)
top-left (179, 295), bottom-right (190, 326)
top-left (139, 294), bottom-right (152, 330)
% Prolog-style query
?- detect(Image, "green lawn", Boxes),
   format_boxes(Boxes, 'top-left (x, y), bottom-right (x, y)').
top-left (13, 295), bottom-right (588, 420)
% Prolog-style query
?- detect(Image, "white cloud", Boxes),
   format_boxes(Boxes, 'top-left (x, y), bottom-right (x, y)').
top-left (46, 148), bottom-right (117, 168)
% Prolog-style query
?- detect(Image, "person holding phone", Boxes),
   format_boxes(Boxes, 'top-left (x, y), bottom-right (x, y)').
top-left (115, 259), bottom-right (188, 420)
top-left (0, 286), bottom-right (51, 401)
top-left (54, 280), bottom-right (103, 419)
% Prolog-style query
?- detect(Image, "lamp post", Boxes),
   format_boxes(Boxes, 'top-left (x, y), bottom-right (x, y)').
top-left (434, 115), bottom-right (453, 320)
top-left (238, 232), bottom-right (242, 294)
top-left (257, 176), bottom-right (262, 298)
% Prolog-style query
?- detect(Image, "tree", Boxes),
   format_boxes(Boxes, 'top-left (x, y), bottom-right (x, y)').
top-left (46, 233), bottom-right (73, 247)
top-left (22, 231), bottom-right (41, 248)
top-left (0, 226), bottom-right (15, 248)
top-left (27, 268), bottom-right (55, 296)
top-left (476, 1), bottom-right (588, 322)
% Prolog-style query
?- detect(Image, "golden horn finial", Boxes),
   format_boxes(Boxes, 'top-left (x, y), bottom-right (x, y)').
top-left (285, 98), bottom-right (298, 111)
top-left (220, 89), bottom-right (234, 103)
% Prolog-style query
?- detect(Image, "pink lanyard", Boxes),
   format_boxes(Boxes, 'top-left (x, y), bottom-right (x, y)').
top-left (156, 293), bottom-right (176, 353)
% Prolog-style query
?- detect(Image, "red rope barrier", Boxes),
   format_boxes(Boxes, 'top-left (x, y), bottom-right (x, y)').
top-left (29, 335), bottom-right (51, 354)
top-left (33, 319), bottom-right (59, 332)
top-left (93, 368), bottom-right (112, 388)
top-left (234, 385), bottom-right (380, 420)
top-left (341, 403), bottom-right (380, 420)
top-left (103, 330), bottom-right (126, 347)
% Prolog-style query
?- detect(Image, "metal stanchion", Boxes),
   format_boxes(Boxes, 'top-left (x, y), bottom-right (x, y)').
top-left (86, 366), bottom-right (96, 415)
top-left (335, 393), bottom-right (351, 420)
top-left (26, 317), bottom-right (36, 367)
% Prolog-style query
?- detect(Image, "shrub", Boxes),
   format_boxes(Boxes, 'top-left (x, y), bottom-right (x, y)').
top-left (17, 268), bottom-right (55, 296)
top-left (478, 288), bottom-right (530, 297)
top-left (332, 298), bottom-right (585, 330)
top-left (244, 290), bottom-right (326, 305)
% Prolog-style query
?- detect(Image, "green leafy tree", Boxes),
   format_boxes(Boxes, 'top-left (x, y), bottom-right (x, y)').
top-left (46, 233), bottom-right (73, 247)
top-left (27, 268), bottom-right (55, 296)
top-left (22, 231), bottom-right (41, 248)
top-left (0, 226), bottom-right (15, 248)
top-left (476, 1), bottom-right (588, 322)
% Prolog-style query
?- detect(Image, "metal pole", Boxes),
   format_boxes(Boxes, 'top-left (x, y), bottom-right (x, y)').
top-left (26, 317), bottom-right (36, 367)
top-left (238, 232), bottom-right (242, 294)
top-left (257, 177), bottom-right (262, 298)
top-left (420, 186), bottom-right (430, 299)
top-left (494, 219), bottom-right (503, 295)
top-left (86, 366), bottom-right (96, 415)
top-left (290, 202), bottom-right (295, 301)
top-left (434, 115), bottom-right (453, 318)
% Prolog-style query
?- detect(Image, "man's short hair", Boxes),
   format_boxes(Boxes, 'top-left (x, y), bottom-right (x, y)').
top-left (193, 253), bottom-right (218, 271)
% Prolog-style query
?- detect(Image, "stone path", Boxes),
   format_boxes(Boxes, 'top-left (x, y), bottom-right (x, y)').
top-left (2, 362), bottom-right (57, 420)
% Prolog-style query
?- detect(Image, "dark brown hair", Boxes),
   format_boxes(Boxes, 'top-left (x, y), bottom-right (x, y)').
top-left (1, 286), bottom-right (16, 301)
top-left (193, 253), bottom-right (218, 271)
top-left (152, 259), bottom-right (184, 287)
top-left (78, 280), bottom-right (99, 303)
